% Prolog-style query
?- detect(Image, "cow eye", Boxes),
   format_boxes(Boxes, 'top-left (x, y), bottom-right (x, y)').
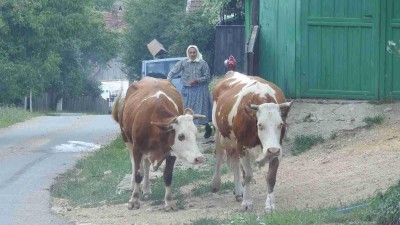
top-left (278, 123), bottom-right (283, 129)
top-left (178, 134), bottom-right (185, 141)
top-left (258, 123), bottom-right (263, 130)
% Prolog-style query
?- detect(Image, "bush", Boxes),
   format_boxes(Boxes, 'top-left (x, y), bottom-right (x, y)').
top-left (370, 180), bottom-right (400, 225)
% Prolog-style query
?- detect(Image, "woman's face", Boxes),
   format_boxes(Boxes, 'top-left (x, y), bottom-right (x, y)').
top-left (188, 47), bottom-right (197, 61)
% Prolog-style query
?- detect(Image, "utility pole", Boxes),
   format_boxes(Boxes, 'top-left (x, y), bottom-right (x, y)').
top-left (29, 89), bottom-right (32, 113)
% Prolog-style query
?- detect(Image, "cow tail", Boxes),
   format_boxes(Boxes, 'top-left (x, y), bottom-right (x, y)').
top-left (111, 92), bottom-right (122, 123)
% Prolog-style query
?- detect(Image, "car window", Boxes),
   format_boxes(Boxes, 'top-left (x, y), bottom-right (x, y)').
top-left (145, 60), bottom-right (183, 79)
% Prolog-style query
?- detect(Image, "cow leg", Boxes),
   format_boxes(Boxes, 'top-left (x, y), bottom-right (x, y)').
top-left (239, 154), bottom-right (253, 211)
top-left (265, 157), bottom-right (280, 213)
top-left (128, 151), bottom-right (143, 210)
top-left (126, 142), bottom-right (135, 191)
top-left (141, 157), bottom-right (152, 200)
top-left (211, 132), bottom-right (223, 193)
top-left (163, 155), bottom-right (177, 212)
top-left (231, 154), bottom-right (243, 202)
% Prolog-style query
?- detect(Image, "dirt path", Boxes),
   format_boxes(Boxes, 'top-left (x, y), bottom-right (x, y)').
top-left (52, 101), bottom-right (400, 225)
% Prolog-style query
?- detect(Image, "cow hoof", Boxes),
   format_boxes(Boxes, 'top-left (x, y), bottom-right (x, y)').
top-left (211, 186), bottom-right (219, 193)
top-left (142, 193), bottom-right (151, 200)
top-left (164, 202), bottom-right (177, 212)
top-left (264, 206), bottom-right (275, 214)
top-left (239, 203), bottom-right (253, 212)
top-left (127, 201), bottom-right (140, 210)
top-left (235, 194), bottom-right (243, 202)
top-left (211, 177), bottom-right (221, 193)
top-left (141, 190), bottom-right (152, 200)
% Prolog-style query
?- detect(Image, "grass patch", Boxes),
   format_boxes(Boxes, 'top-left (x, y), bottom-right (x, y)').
top-left (184, 218), bottom-right (224, 225)
top-left (150, 166), bottom-right (216, 206)
top-left (192, 181), bottom-right (234, 197)
top-left (290, 135), bottom-right (324, 156)
top-left (363, 115), bottom-right (384, 128)
top-left (0, 106), bottom-right (42, 128)
top-left (50, 136), bottom-right (131, 207)
top-left (189, 181), bottom-right (400, 225)
top-left (51, 136), bottom-right (226, 208)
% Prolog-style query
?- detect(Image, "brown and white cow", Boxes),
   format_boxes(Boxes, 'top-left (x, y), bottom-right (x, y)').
top-left (112, 77), bottom-right (205, 211)
top-left (211, 71), bottom-right (292, 213)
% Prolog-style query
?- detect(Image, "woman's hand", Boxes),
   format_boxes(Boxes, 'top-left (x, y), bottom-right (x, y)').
top-left (189, 79), bottom-right (198, 85)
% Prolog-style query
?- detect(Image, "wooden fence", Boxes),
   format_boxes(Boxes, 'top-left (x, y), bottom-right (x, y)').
top-left (213, 25), bottom-right (245, 76)
top-left (32, 93), bottom-right (109, 114)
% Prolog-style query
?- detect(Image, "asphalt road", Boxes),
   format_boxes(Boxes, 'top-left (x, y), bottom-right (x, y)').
top-left (0, 114), bottom-right (120, 225)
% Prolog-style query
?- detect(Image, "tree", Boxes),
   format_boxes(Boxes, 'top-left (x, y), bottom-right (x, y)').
top-left (122, 0), bottom-right (216, 81)
top-left (0, 0), bottom-right (119, 105)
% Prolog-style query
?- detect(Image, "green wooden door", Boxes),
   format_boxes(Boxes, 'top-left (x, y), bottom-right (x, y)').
top-left (385, 0), bottom-right (400, 99)
top-left (300, 0), bottom-right (380, 99)
top-left (259, 0), bottom-right (297, 97)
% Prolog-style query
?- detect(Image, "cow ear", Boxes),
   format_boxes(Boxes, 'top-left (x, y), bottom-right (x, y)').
top-left (279, 101), bottom-right (293, 120)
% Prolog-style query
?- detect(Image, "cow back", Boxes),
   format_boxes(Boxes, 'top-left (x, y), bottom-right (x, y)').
top-left (213, 72), bottom-right (287, 148)
top-left (121, 77), bottom-right (183, 149)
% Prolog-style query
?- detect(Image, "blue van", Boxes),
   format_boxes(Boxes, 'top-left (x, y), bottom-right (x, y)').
top-left (141, 57), bottom-right (185, 93)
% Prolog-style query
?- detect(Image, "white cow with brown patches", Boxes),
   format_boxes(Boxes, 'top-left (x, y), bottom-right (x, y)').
top-left (211, 71), bottom-right (292, 213)
top-left (112, 77), bottom-right (205, 211)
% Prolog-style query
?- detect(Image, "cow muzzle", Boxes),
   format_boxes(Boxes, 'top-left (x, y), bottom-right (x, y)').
top-left (267, 147), bottom-right (280, 156)
top-left (255, 148), bottom-right (281, 168)
top-left (193, 155), bottom-right (205, 164)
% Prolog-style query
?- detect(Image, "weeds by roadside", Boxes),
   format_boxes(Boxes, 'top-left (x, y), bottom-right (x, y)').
top-left (363, 115), bottom-right (384, 128)
top-left (0, 106), bottom-right (42, 128)
top-left (290, 135), bottom-right (324, 156)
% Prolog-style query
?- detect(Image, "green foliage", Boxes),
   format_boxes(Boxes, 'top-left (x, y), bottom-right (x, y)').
top-left (122, 0), bottom-right (215, 81)
top-left (370, 181), bottom-right (400, 225)
top-left (363, 115), bottom-right (384, 128)
top-left (93, 0), bottom-right (116, 11)
top-left (0, 106), bottom-right (42, 128)
top-left (0, 0), bottom-right (118, 104)
top-left (166, 11), bottom-right (215, 71)
top-left (202, 0), bottom-right (245, 25)
top-left (290, 135), bottom-right (324, 156)
top-left (50, 137), bottom-right (130, 207)
top-left (184, 218), bottom-right (224, 225)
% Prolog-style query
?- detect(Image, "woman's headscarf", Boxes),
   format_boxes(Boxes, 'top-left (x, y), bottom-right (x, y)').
top-left (186, 45), bottom-right (203, 62)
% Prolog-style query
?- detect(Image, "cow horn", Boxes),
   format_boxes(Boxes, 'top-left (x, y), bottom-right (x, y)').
top-left (193, 114), bottom-right (206, 119)
top-left (184, 108), bottom-right (195, 115)
top-left (250, 104), bottom-right (259, 110)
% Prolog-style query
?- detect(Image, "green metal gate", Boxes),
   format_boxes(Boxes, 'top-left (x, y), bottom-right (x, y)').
top-left (384, 0), bottom-right (400, 99)
top-left (300, 0), bottom-right (380, 99)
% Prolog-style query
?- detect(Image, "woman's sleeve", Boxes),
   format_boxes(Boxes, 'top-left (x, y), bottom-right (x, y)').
top-left (167, 60), bottom-right (183, 81)
top-left (196, 61), bottom-right (211, 83)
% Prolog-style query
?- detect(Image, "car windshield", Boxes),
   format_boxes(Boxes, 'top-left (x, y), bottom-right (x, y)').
top-left (146, 60), bottom-right (182, 78)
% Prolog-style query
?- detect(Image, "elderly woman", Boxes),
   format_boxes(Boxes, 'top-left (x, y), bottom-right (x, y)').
top-left (167, 45), bottom-right (213, 138)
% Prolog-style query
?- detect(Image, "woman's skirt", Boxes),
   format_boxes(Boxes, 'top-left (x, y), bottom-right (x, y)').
top-left (181, 84), bottom-right (212, 125)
